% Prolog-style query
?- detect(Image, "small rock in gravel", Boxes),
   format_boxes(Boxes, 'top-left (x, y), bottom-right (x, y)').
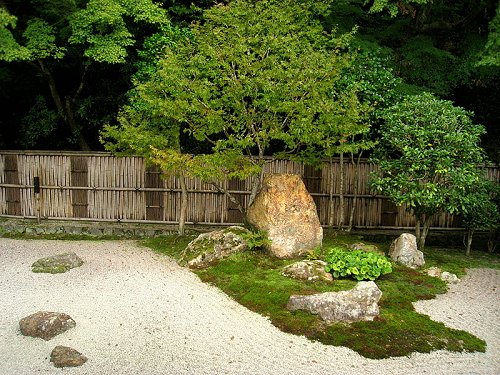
top-left (31, 252), bottom-right (83, 274)
top-left (50, 346), bottom-right (87, 368)
top-left (19, 311), bottom-right (76, 340)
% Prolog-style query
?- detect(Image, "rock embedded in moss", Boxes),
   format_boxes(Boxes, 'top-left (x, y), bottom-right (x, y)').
top-left (32, 252), bottom-right (84, 274)
top-left (389, 233), bottom-right (425, 269)
top-left (282, 260), bottom-right (333, 282)
top-left (180, 226), bottom-right (251, 269)
top-left (349, 243), bottom-right (384, 255)
top-left (247, 173), bottom-right (323, 258)
top-left (287, 281), bottom-right (382, 323)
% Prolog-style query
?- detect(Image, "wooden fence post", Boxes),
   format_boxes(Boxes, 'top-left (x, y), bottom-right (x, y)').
top-left (4, 155), bottom-right (21, 216)
top-left (71, 156), bottom-right (89, 218)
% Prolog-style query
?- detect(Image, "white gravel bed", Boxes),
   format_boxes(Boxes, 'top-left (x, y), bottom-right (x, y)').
top-left (0, 238), bottom-right (498, 375)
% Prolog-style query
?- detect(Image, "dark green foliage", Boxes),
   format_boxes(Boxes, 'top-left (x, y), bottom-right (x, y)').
top-left (0, 0), bottom-right (168, 150)
top-left (370, 93), bottom-right (487, 250)
top-left (324, 247), bottom-right (393, 280)
top-left (133, 24), bottom-right (192, 84)
top-left (19, 95), bottom-right (58, 148)
top-left (460, 179), bottom-right (500, 254)
top-left (399, 36), bottom-right (465, 96)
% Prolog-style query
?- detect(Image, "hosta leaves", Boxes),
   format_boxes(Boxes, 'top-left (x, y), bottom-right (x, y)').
top-left (325, 247), bottom-right (393, 281)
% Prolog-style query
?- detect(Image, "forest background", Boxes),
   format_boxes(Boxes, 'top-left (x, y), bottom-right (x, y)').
top-left (0, 0), bottom-right (499, 163)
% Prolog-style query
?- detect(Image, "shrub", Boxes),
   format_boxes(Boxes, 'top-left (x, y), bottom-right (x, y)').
top-left (240, 230), bottom-right (271, 251)
top-left (324, 247), bottom-right (393, 281)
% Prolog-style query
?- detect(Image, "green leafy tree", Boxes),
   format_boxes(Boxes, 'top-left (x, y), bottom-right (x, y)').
top-left (368, 0), bottom-right (431, 18)
top-left (101, 23), bottom-right (196, 234)
top-left (370, 93), bottom-right (486, 250)
top-left (0, 0), bottom-right (167, 150)
top-left (103, 0), bottom-right (366, 223)
top-left (327, 41), bottom-right (416, 230)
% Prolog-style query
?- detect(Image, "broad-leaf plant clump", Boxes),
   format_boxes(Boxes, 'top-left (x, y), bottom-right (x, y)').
top-left (324, 247), bottom-right (393, 281)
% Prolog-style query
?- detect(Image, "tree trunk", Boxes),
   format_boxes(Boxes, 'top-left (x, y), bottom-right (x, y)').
top-left (65, 96), bottom-right (91, 151)
top-left (211, 181), bottom-right (247, 223)
top-left (465, 228), bottom-right (474, 256)
top-left (416, 215), bottom-right (432, 251)
top-left (328, 157), bottom-right (335, 228)
top-left (35, 60), bottom-right (91, 151)
top-left (415, 218), bottom-right (421, 247)
top-left (178, 173), bottom-right (188, 235)
top-left (248, 163), bottom-right (265, 208)
top-left (337, 152), bottom-right (345, 230)
top-left (347, 152), bottom-right (362, 231)
top-left (487, 230), bottom-right (498, 253)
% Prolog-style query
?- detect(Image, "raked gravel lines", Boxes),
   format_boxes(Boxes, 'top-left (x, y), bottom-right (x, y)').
top-left (0, 238), bottom-right (498, 375)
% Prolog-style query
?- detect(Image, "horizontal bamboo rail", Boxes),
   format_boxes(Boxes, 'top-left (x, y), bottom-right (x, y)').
top-left (0, 183), bottom-right (388, 198)
top-left (0, 151), bottom-right (498, 229)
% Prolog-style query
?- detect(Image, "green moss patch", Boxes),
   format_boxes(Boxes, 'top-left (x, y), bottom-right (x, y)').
top-left (144, 232), bottom-right (496, 359)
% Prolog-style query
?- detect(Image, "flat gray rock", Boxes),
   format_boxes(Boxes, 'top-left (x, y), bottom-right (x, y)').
top-left (32, 252), bottom-right (83, 273)
top-left (287, 281), bottom-right (382, 323)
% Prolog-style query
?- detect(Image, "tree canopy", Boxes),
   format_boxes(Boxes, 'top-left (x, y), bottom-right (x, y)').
top-left (1, 0), bottom-right (498, 161)
top-left (370, 93), bottom-right (487, 250)
top-left (103, 0), bottom-right (371, 202)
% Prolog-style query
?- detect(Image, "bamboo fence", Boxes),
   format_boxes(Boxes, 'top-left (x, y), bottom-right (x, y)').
top-left (0, 150), bottom-right (498, 228)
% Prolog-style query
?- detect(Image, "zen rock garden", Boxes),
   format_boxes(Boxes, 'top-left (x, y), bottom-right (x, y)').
top-left (183, 173), bottom-right (460, 324)
top-left (15, 173), bottom-right (460, 367)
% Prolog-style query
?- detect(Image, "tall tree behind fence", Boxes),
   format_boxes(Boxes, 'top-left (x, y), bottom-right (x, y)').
top-left (0, 151), bottom-right (498, 228)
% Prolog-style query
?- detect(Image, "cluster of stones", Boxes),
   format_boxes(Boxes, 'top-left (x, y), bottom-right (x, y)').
top-left (19, 311), bottom-right (87, 367)
top-left (426, 266), bottom-right (460, 284)
top-left (180, 174), bottom-right (459, 325)
top-left (18, 252), bottom-right (87, 368)
top-left (184, 174), bottom-right (384, 323)
top-left (0, 220), bottom-right (176, 238)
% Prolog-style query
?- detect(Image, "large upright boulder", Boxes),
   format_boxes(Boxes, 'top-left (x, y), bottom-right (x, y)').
top-left (247, 174), bottom-right (322, 258)
top-left (389, 233), bottom-right (425, 269)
